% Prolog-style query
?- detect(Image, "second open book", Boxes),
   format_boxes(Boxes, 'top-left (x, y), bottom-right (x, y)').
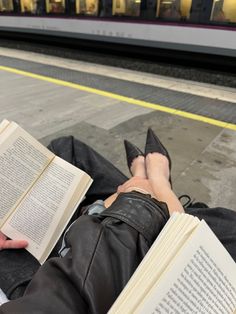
top-left (0, 119), bottom-right (93, 264)
top-left (109, 212), bottom-right (236, 314)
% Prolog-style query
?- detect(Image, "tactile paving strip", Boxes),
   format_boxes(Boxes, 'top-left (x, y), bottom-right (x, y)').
top-left (1, 55), bottom-right (235, 124)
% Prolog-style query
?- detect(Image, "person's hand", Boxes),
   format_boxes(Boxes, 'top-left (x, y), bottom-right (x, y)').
top-left (117, 177), bottom-right (156, 198)
top-left (0, 231), bottom-right (28, 250)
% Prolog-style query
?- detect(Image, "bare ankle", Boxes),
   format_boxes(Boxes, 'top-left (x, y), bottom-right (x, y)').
top-left (130, 156), bottom-right (146, 178)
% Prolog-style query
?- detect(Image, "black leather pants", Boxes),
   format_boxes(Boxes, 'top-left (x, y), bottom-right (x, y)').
top-left (48, 137), bottom-right (236, 262)
top-left (0, 136), bottom-right (128, 300)
top-left (1, 136), bottom-right (235, 300)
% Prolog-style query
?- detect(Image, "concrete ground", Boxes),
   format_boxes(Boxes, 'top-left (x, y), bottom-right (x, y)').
top-left (0, 48), bottom-right (235, 211)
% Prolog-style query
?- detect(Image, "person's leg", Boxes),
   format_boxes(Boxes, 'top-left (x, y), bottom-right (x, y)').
top-left (124, 131), bottom-right (236, 263)
top-left (1, 136), bottom-right (127, 300)
top-left (145, 153), bottom-right (184, 214)
top-left (0, 249), bottom-right (40, 300)
top-left (48, 136), bottom-right (128, 206)
top-left (141, 131), bottom-right (236, 261)
top-left (48, 135), bottom-right (129, 255)
top-left (186, 207), bottom-right (236, 262)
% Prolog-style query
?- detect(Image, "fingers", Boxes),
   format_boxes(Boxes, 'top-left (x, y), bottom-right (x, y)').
top-left (0, 232), bottom-right (7, 241)
top-left (0, 232), bottom-right (28, 250)
top-left (0, 239), bottom-right (28, 249)
top-left (117, 177), bottom-right (155, 198)
top-left (118, 184), bottom-right (149, 195)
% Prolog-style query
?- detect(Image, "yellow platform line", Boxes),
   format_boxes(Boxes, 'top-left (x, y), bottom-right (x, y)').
top-left (1, 65), bottom-right (236, 131)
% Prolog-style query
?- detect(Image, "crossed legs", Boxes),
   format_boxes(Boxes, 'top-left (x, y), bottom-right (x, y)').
top-left (118, 153), bottom-right (184, 214)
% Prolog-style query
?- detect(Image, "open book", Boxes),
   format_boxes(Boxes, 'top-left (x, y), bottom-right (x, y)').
top-left (0, 119), bottom-right (93, 264)
top-left (109, 212), bottom-right (236, 314)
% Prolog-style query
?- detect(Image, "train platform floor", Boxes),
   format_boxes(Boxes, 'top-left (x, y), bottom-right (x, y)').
top-left (0, 47), bottom-right (235, 211)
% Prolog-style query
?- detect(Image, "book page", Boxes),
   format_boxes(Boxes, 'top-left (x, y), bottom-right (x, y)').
top-left (2, 156), bottom-right (92, 263)
top-left (135, 221), bottom-right (236, 314)
top-left (0, 122), bottom-right (54, 225)
top-left (109, 214), bottom-right (200, 314)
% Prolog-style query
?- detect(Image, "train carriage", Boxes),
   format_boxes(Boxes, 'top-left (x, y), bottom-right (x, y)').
top-left (0, 0), bottom-right (235, 57)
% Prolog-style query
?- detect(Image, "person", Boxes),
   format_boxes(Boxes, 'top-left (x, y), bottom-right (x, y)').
top-left (0, 128), bottom-right (235, 313)
top-left (160, 4), bottom-right (181, 20)
top-left (212, 8), bottom-right (226, 22)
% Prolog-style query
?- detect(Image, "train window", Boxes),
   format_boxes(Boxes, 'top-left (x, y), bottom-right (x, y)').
top-left (99, 0), bottom-right (112, 16)
top-left (75, 0), bottom-right (98, 15)
top-left (46, 0), bottom-right (65, 13)
top-left (156, 0), bottom-right (192, 20)
top-left (20, 0), bottom-right (39, 12)
top-left (112, 0), bottom-right (141, 16)
top-left (180, 0), bottom-right (192, 19)
top-left (210, 0), bottom-right (236, 23)
top-left (0, 0), bottom-right (14, 11)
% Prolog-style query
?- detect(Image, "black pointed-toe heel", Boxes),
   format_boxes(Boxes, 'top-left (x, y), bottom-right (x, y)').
top-left (124, 140), bottom-right (144, 174)
top-left (145, 128), bottom-right (172, 186)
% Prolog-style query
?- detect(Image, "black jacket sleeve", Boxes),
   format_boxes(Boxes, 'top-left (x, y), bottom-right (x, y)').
top-left (0, 192), bottom-right (169, 314)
